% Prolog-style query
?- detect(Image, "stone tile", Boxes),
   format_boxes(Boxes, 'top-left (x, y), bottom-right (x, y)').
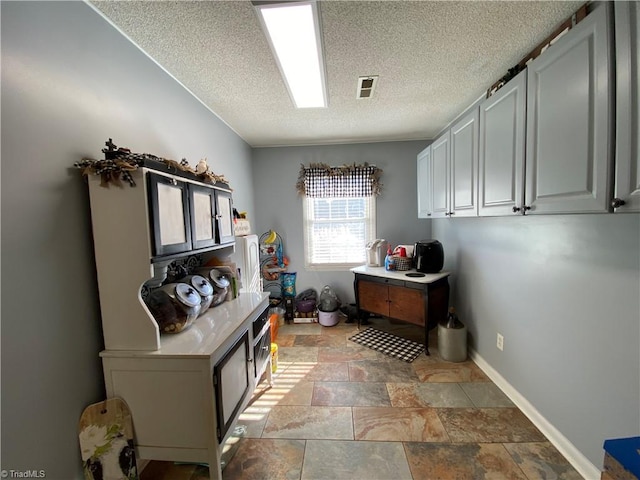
top-left (349, 359), bottom-right (420, 383)
top-left (504, 442), bottom-right (584, 480)
top-left (312, 382), bottom-right (390, 406)
top-left (293, 334), bottom-right (345, 348)
top-left (403, 442), bottom-right (528, 480)
top-left (301, 440), bottom-right (412, 480)
top-left (317, 345), bottom-right (383, 362)
top-left (353, 406), bottom-right (449, 442)
top-left (274, 333), bottom-right (296, 347)
top-left (262, 406), bottom-right (353, 440)
top-left (236, 404), bottom-right (270, 438)
top-left (298, 362), bottom-right (349, 382)
top-left (320, 322), bottom-right (359, 336)
top-left (252, 382), bottom-right (314, 407)
top-left (387, 382), bottom-right (474, 408)
top-left (221, 438), bottom-right (305, 480)
top-left (139, 461), bottom-right (197, 480)
top-left (413, 359), bottom-right (490, 382)
top-left (437, 408), bottom-right (546, 443)
top-left (279, 324), bottom-right (322, 335)
top-left (411, 347), bottom-right (446, 364)
top-left (277, 346), bottom-right (318, 363)
top-left (460, 382), bottom-right (515, 407)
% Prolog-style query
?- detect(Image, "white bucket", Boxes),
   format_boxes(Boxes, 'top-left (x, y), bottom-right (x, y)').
top-left (318, 310), bottom-right (339, 327)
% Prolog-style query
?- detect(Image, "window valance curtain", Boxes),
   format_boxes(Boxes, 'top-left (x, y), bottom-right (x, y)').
top-left (296, 163), bottom-right (383, 198)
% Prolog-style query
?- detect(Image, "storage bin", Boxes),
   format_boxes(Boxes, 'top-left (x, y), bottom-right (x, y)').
top-left (438, 322), bottom-right (467, 362)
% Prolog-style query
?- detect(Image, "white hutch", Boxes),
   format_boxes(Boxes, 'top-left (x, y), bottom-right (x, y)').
top-left (85, 161), bottom-right (270, 480)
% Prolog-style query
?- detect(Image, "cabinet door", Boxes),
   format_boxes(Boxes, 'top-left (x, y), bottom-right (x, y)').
top-left (189, 184), bottom-right (217, 250)
top-left (417, 145), bottom-right (432, 218)
top-left (215, 190), bottom-right (235, 245)
top-left (357, 280), bottom-right (389, 317)
top-left (431, 131), bottom-right (450, 218)
top-left (614, 1), bottom-right (640, 212)
top-left (388, 285), bottom-right (425, 326)
top-left (479, 70), bottom-right (527, 216)
top-left (214, 330), bottom-right (250, 442)
top-left (147, 173), bottom-right (192, 257)
top-left (525, 4), bottom-right (612, 214)
top-left (450, 108), bottom-right (479, 217)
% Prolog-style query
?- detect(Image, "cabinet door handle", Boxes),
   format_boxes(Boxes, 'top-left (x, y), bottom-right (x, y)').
top-left (449, 211), bottom-right (455, 216)
top-left (522, 206), bottom-right (531, 212)
top-left (611, 198), bottom-right (627, 208)
top-left (512, 206), bottom-right (521, 213)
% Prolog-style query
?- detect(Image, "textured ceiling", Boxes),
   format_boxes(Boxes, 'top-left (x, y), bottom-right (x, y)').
top-left (91, 0), bottom-right (583, 147)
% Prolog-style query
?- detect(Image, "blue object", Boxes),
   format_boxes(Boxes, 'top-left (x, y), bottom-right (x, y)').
top-left (603, 436), bottom-right (640, 479)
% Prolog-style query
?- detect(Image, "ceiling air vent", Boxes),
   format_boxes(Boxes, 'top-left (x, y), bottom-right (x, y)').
top-left (357, 75), bottom-right (378, 99)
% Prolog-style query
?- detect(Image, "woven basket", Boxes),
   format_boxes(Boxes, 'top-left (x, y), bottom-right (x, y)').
top-left (393, 256), bottom-right (413, 271)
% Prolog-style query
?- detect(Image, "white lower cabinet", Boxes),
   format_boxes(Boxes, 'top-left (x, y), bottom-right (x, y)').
top-left (613, 0), bottom-right (640, 212)
top-left (525, 3), bottom-right (612, 214)
top-left (478, 70), bottom-right (527, 216)
top-left (100, 294), bottom-right (270, 480)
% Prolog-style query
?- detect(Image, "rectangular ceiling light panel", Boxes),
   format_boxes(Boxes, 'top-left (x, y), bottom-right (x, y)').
top-left (255, 1), bottom-right (327, 108)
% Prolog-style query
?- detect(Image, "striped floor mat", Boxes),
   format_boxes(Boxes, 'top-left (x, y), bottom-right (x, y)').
top-left (349, 327), bottom-right (425, 362)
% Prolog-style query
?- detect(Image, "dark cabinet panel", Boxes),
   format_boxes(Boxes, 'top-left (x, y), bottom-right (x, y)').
top-left (215, 189), bottom-right (235, 245)
top-left (148, 173), bottom-right (192, 257)
top-left (189, 183), bottom-right (217, 250)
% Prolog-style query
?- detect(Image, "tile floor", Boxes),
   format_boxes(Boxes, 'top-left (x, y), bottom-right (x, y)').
top-left (140, 317), bottom-right (583, 480)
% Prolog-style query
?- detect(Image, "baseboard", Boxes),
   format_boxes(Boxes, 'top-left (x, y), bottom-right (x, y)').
top-left (469, 349), bottom-right (601, 480)
top-left (137, 458), bottom-right (150, 473)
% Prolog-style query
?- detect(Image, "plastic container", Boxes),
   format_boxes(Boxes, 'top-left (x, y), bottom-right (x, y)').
top-left (269, 313), bottom-right (279, 341)
top-left (384, 246), bottom-right (396, 271)
top-left (269, 306), bottom-right (285, 326)
top-left (178, 274), bottom-right (214, 316)
top-left (438, 307), bottom-right (467, 362)
top-left (318, 310), bottom-right (339, 327)
top-left (271, 343), bottom-right (278, 373)
top-left (144, 283), bottom-right (201, 334)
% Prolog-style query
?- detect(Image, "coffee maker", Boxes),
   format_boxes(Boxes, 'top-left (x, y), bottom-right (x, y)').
top-left (366, 239), bottom-right (389, 267)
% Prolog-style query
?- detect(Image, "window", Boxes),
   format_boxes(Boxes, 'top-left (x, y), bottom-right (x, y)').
top-left (297, 163), bottom-right (382, 271)
top-left (303, 196), bottom-right (376, 270)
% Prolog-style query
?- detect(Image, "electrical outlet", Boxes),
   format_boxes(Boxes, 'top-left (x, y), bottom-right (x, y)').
top-left (497, 333), bottom-right (504, 351)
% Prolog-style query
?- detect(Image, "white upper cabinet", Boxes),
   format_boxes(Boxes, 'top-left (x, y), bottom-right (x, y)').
top-left (613, 1), bottom-right (640, 212)
top-left (450, 107), bottom-right (479, 217)
top-left (478, 70), bottom-right (527, 216)
top-left (430, 131), bottom-right (451, 218)
top-left (417, 145), bottom-right (433, 218)
top-left (525, 4), bottom-right (612, 214)
top-left (421, 109), bottom-right (479, 219)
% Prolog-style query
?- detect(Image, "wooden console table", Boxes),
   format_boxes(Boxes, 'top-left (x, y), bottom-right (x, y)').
top-left (351, 265), bottom-right (450, 355)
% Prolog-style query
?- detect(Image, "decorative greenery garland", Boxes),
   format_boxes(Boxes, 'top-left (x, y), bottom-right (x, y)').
top-left (74, 139), bottom-right (229, 188)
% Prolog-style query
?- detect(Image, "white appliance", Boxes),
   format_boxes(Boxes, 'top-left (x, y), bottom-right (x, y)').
top-left (230, 234), bottom-right (261, 293)
top-left (365, 239), bottom-right (389, 266)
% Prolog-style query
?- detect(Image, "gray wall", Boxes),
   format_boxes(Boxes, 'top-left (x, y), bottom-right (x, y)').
top-left (432, 213), bottom-right (640, 467)
top-left (1, 2), bottom-right (253, 477)
top-left (251, 141), bottom-right (432, 303)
